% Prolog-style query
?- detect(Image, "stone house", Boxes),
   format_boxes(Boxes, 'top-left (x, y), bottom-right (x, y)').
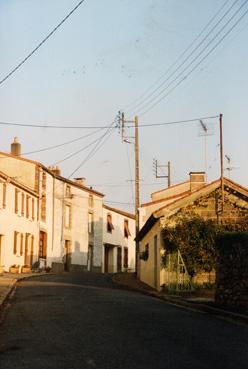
top-left (0, 170), bottom-right (39, 272)
top-left (102, 205), bottom-right (135, 273)
top-left (137, 172), bottom-right (248, 290)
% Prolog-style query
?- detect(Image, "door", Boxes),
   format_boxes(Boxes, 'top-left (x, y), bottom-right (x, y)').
top-left (117, 247), bottom-right (122, 272)
top-left (64, 240), bottom-right (71, 272)
top-left (154, 235), bottom-right (158, 289)
top-left (104, 246), bottom-right (109, 273)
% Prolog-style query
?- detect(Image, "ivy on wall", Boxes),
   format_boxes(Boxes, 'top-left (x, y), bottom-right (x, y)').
top-left (161, 215), bottom-right (248, 278)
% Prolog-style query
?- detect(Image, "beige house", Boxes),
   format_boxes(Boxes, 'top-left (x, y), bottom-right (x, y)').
top-left (137, 173), bottom-right (248, 290)
top-left (103, 205), bottom-right (135, 273)
top-left (0, 170), bottom-right (39, 272)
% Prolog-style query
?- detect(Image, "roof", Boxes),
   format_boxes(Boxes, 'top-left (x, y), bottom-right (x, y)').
top-left (141, 190), bottom-right (191, 207)
top-left (151, 180), bottom-right (189, 196)
top-left (103, 204), bottom-right (135, 219)
top-left (0, 151), bottom-right (104, 198)
top-left (0, 170), bottom-right (39, 197)
top-left (137, 177), bottom-right (248, 241)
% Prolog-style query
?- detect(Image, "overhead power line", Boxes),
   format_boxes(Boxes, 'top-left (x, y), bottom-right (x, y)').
top-left (22, 128), bottom-right (104, 156)
top-left (137, 3), bottom-right (248, 117)
top-left (127, 115), bottom-right (219, 128)
top-left (0, 0), bottom-right (86, 86)
top-left (68, 123), bottom-right (116, 178)
top-left (125, 0), bottom-right (235, 115)
top-left (0, 120), bottom-right (117, 129)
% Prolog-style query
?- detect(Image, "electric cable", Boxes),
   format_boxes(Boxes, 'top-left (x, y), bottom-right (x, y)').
top-left (68, 122), bottom-right (116, 179)
top-left (21, 128), bottom-right (105, 156)
top-left (0, 120), bottom-right (117, 129)
top-left (137, 3), bottom-right (248, 117)
top-left (0, 0), bottom-right (86, 86)
top-left (135, 1), bottom-right (247, 115)
top-left (125, 0), bottom-right (236, 115)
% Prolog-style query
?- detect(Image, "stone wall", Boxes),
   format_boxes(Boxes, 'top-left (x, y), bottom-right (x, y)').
top-left (215, 232), bottom-right (248, 308)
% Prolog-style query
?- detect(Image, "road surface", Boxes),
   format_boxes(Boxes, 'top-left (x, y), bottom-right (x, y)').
top-left (0, 273), bottom-right (247, 369)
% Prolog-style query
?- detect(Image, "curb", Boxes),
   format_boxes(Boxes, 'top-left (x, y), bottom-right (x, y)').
top-left (0, 272), bottom-right (56, 310)
top-left (112, 275), bottom-right (248, 325)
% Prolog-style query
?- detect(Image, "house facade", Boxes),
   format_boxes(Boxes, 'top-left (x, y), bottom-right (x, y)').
top-left (137, 173), bottom-right (248, 290)
top-left (0, 171), bottom-right (39, 272)
top-left (103, 205), bottom-right (135, 273)
top-left (0, 138), bottom-right (135, 274)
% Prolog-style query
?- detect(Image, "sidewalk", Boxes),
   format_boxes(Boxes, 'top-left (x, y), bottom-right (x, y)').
top-left (0, 272), bottom-right (47, 308)
top-left (112, 273), bottom-right (248, 324)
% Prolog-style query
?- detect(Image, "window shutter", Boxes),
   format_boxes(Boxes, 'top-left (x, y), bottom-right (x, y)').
top-left (20, 233), bottom-right (23, 256)
top-left (32, 198), bottom-right (35, 220)
top-left (15, 189), bottom-right (18, 214)
top-left (3, 183), bottom-right (6, 208)
top-left (13, 231), bottom-right (18, 254)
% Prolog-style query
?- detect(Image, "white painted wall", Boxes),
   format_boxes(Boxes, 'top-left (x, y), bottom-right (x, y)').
top-left (102, 207), bottom-right (135, 272)
top-left (0, 175), bottom-right (39, 271)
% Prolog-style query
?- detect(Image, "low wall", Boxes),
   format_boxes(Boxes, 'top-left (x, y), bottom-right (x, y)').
top-left (215, 232), bottom-right (248, 308)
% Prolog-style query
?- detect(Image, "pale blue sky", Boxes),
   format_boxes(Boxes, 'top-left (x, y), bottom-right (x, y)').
top-left (0, 0), bottom-right (247, 210)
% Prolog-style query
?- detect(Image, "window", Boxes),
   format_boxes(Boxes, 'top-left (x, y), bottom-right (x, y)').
top-left (124, 219), bottom-right (131, 238)
top-left (88, 212), bottom-right (93, 234)
top-left (42, 171), bottom-right (46, 191)
top-left (41, 195), bottom-right (46, 222)
top-left (88, 194), bottom-right (93, 208)
top-left (124, 247), bottom-right (128, 268)
top-left (66, 185), bottom-right (71, 198)
top-left (65, 205), bottom-right (71, 228)
top-left (107, 214), bottom-right (114, 233)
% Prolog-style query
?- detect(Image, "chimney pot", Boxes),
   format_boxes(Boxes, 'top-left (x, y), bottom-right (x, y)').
top-left (11, 137), bottom-right (21, 156)
top-left (189, 172), bottom-right (206, 192)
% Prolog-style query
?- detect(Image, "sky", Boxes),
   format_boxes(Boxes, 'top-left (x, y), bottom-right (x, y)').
top-left (0, 0), bottom-right (248, 211)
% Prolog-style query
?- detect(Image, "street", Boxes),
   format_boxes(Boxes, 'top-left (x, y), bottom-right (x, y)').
top-left (0, 273), bottom-right (247, 369)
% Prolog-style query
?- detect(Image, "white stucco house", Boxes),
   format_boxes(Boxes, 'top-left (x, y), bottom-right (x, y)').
top-left (102, 205), bottom-right (135, 273)
top-left (0, 170), bottom-right (39, 272)
top-left (0, 138), bottom-right (104, 273)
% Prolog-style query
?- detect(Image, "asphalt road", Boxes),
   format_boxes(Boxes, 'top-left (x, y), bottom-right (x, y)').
top-left (0, 273), bottom-right (247, 369)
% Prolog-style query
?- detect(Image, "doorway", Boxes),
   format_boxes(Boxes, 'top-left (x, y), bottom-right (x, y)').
top-left (64, 240), bottom-right (71, 272)
top-left (117, 247), bottom-right (122, 272)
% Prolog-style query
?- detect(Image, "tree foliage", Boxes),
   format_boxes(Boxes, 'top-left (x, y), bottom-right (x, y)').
top-left (161, 217), bottom-right (210, 277)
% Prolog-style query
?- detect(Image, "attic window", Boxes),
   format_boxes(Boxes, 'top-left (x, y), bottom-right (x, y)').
top-left (107, 214), bottom-right (114, 233)
top-left (124, 219), bottom-right (131, 238)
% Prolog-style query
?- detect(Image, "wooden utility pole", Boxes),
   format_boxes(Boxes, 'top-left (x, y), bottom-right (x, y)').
top-left (134, 116), bottom-right (140, 276)
top-left (120, 113), bottom-right (140, 275)
top-left (219, 113), bottom-right (224, 212)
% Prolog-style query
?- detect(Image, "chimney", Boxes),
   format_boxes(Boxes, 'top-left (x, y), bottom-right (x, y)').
top-left (48, 165), bottom-right (61, 176)
top-left (74, 177), bottom-right (86, 186)
top-left (11, 137), bottom-right (21, 156)
top-left (189, 172), bottom-right (206, 192)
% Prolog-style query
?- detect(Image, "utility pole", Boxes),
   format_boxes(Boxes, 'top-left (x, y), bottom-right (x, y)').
top-left (219, 113), bottom-right (224, 213)
top-left (120, 113), bottom-right (140, 275)
top-left (153, 159), bottom-right (171, 188)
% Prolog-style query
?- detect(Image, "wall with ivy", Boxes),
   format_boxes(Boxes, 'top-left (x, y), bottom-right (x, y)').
top-left (215, 232), bottom-right (248, 308)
